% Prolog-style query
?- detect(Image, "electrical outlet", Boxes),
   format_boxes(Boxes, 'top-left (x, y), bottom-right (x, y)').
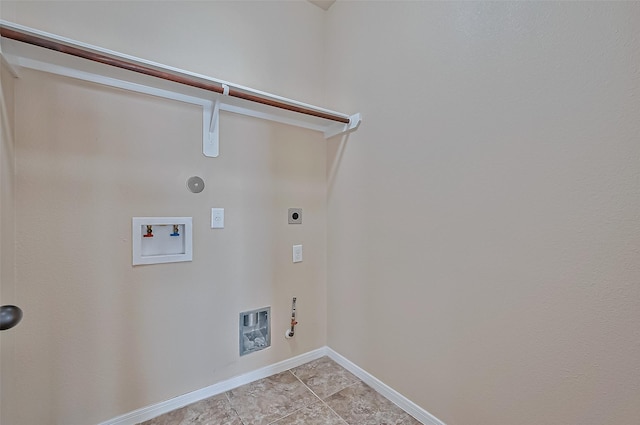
top-left (288, 208), bottom-right (302, 224)
top-left (211, 208), bottom-right (224, 228)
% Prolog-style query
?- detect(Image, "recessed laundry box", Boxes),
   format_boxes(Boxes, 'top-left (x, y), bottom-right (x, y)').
top-left (239, 307), bottom-right (271, 356)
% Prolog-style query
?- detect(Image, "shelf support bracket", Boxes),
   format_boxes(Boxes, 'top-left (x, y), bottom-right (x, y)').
top-left (203, 85), bottom-right (230, 158)
top-left (0, 51), bottom-right (20, 78)
top-left (204, 99), bottom-right (221, 158)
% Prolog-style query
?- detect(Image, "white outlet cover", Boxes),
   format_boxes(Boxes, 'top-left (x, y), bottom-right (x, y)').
top-left (211, 208), bottom-right (224, 228)
top-left (293, 245), bottom-right (303, 263)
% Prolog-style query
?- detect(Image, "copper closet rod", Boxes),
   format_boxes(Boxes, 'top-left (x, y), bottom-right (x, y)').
top-left (0, 26), bottom-right (351, 124)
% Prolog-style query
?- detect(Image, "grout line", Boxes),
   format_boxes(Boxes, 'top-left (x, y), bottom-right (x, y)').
top-left (264, 371), bottom-right (324, 425)
top-left (321, 378), bottom-right (362, 400)
top-left (320, 399), bottom-right (350, 425)
top-left (224, 391), bottom-right (246, 425)
top-left (317, 380), bottom-right (357, 425)
top-left (287, 368), bottom-right (351, 425)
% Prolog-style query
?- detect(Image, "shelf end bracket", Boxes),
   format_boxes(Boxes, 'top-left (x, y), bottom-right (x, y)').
top-left (324, 113), bottom-right (362, 139)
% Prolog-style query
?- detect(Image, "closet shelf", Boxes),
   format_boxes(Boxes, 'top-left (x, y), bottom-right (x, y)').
top-left (0, 20), bottom-right (361, 157)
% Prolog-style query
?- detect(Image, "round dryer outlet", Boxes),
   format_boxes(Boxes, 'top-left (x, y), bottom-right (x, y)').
top-left (288, 208), bottom-right (302, 224)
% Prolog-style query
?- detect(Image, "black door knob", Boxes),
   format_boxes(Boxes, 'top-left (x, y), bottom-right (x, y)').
top-left (0, 305), bottom-right (23, 331)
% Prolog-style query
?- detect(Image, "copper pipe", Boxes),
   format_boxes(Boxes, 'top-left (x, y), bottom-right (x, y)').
top-left (1, 26), bottom-right (350, 124)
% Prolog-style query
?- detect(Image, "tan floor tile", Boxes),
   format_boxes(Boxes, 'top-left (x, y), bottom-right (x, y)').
top-left (291, 356), bottom-right (360, 399)
top-left (137, 358), bottom-right (423, 425)
top-left (138, 393), bottom-right (242, 425)
top-left (226, 371), bottom-right (318, 425)
top-left (271, 401), bottom-right (346, 425)
top-left (325, 381), bottom-right (422, 425)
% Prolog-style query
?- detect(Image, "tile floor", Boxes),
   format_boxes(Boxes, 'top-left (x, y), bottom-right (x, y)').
top-left (139, 356), bottom-right (422, 425)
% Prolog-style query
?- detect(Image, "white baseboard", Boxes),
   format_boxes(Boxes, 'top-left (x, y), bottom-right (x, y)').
top-left (99, 346), bottom-right (445, 425)
top-left (326, 347), bottom-right (446, 425)
top-left (98, 347), bottom-right (327, 425)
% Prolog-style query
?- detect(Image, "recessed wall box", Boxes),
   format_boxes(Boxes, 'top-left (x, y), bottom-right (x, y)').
top-left (239, 307), bottom-right (271, 356)
top-left (132, 217), bottom-right (193, 265)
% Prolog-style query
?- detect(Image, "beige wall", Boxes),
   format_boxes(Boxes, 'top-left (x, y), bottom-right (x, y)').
top-left (325, 2), bottom-right (640, 425)
top-left (3, 2), bottom-right (327, 424)
top-left (4, 1), bottom-right (640, 425)
top-left (1, 52), bottom-right (18, 425)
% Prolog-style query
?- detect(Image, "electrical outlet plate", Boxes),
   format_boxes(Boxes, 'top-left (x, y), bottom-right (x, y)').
top-left (288, 208), bottom-right (302, 224)
top-left (211, 208), bottom-right (224, 228)
top-left (293, 245), bottom-right (303, 263)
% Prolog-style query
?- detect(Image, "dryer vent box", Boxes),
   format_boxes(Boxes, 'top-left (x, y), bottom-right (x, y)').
top-left (239, 307), bottom-right (271, 356)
